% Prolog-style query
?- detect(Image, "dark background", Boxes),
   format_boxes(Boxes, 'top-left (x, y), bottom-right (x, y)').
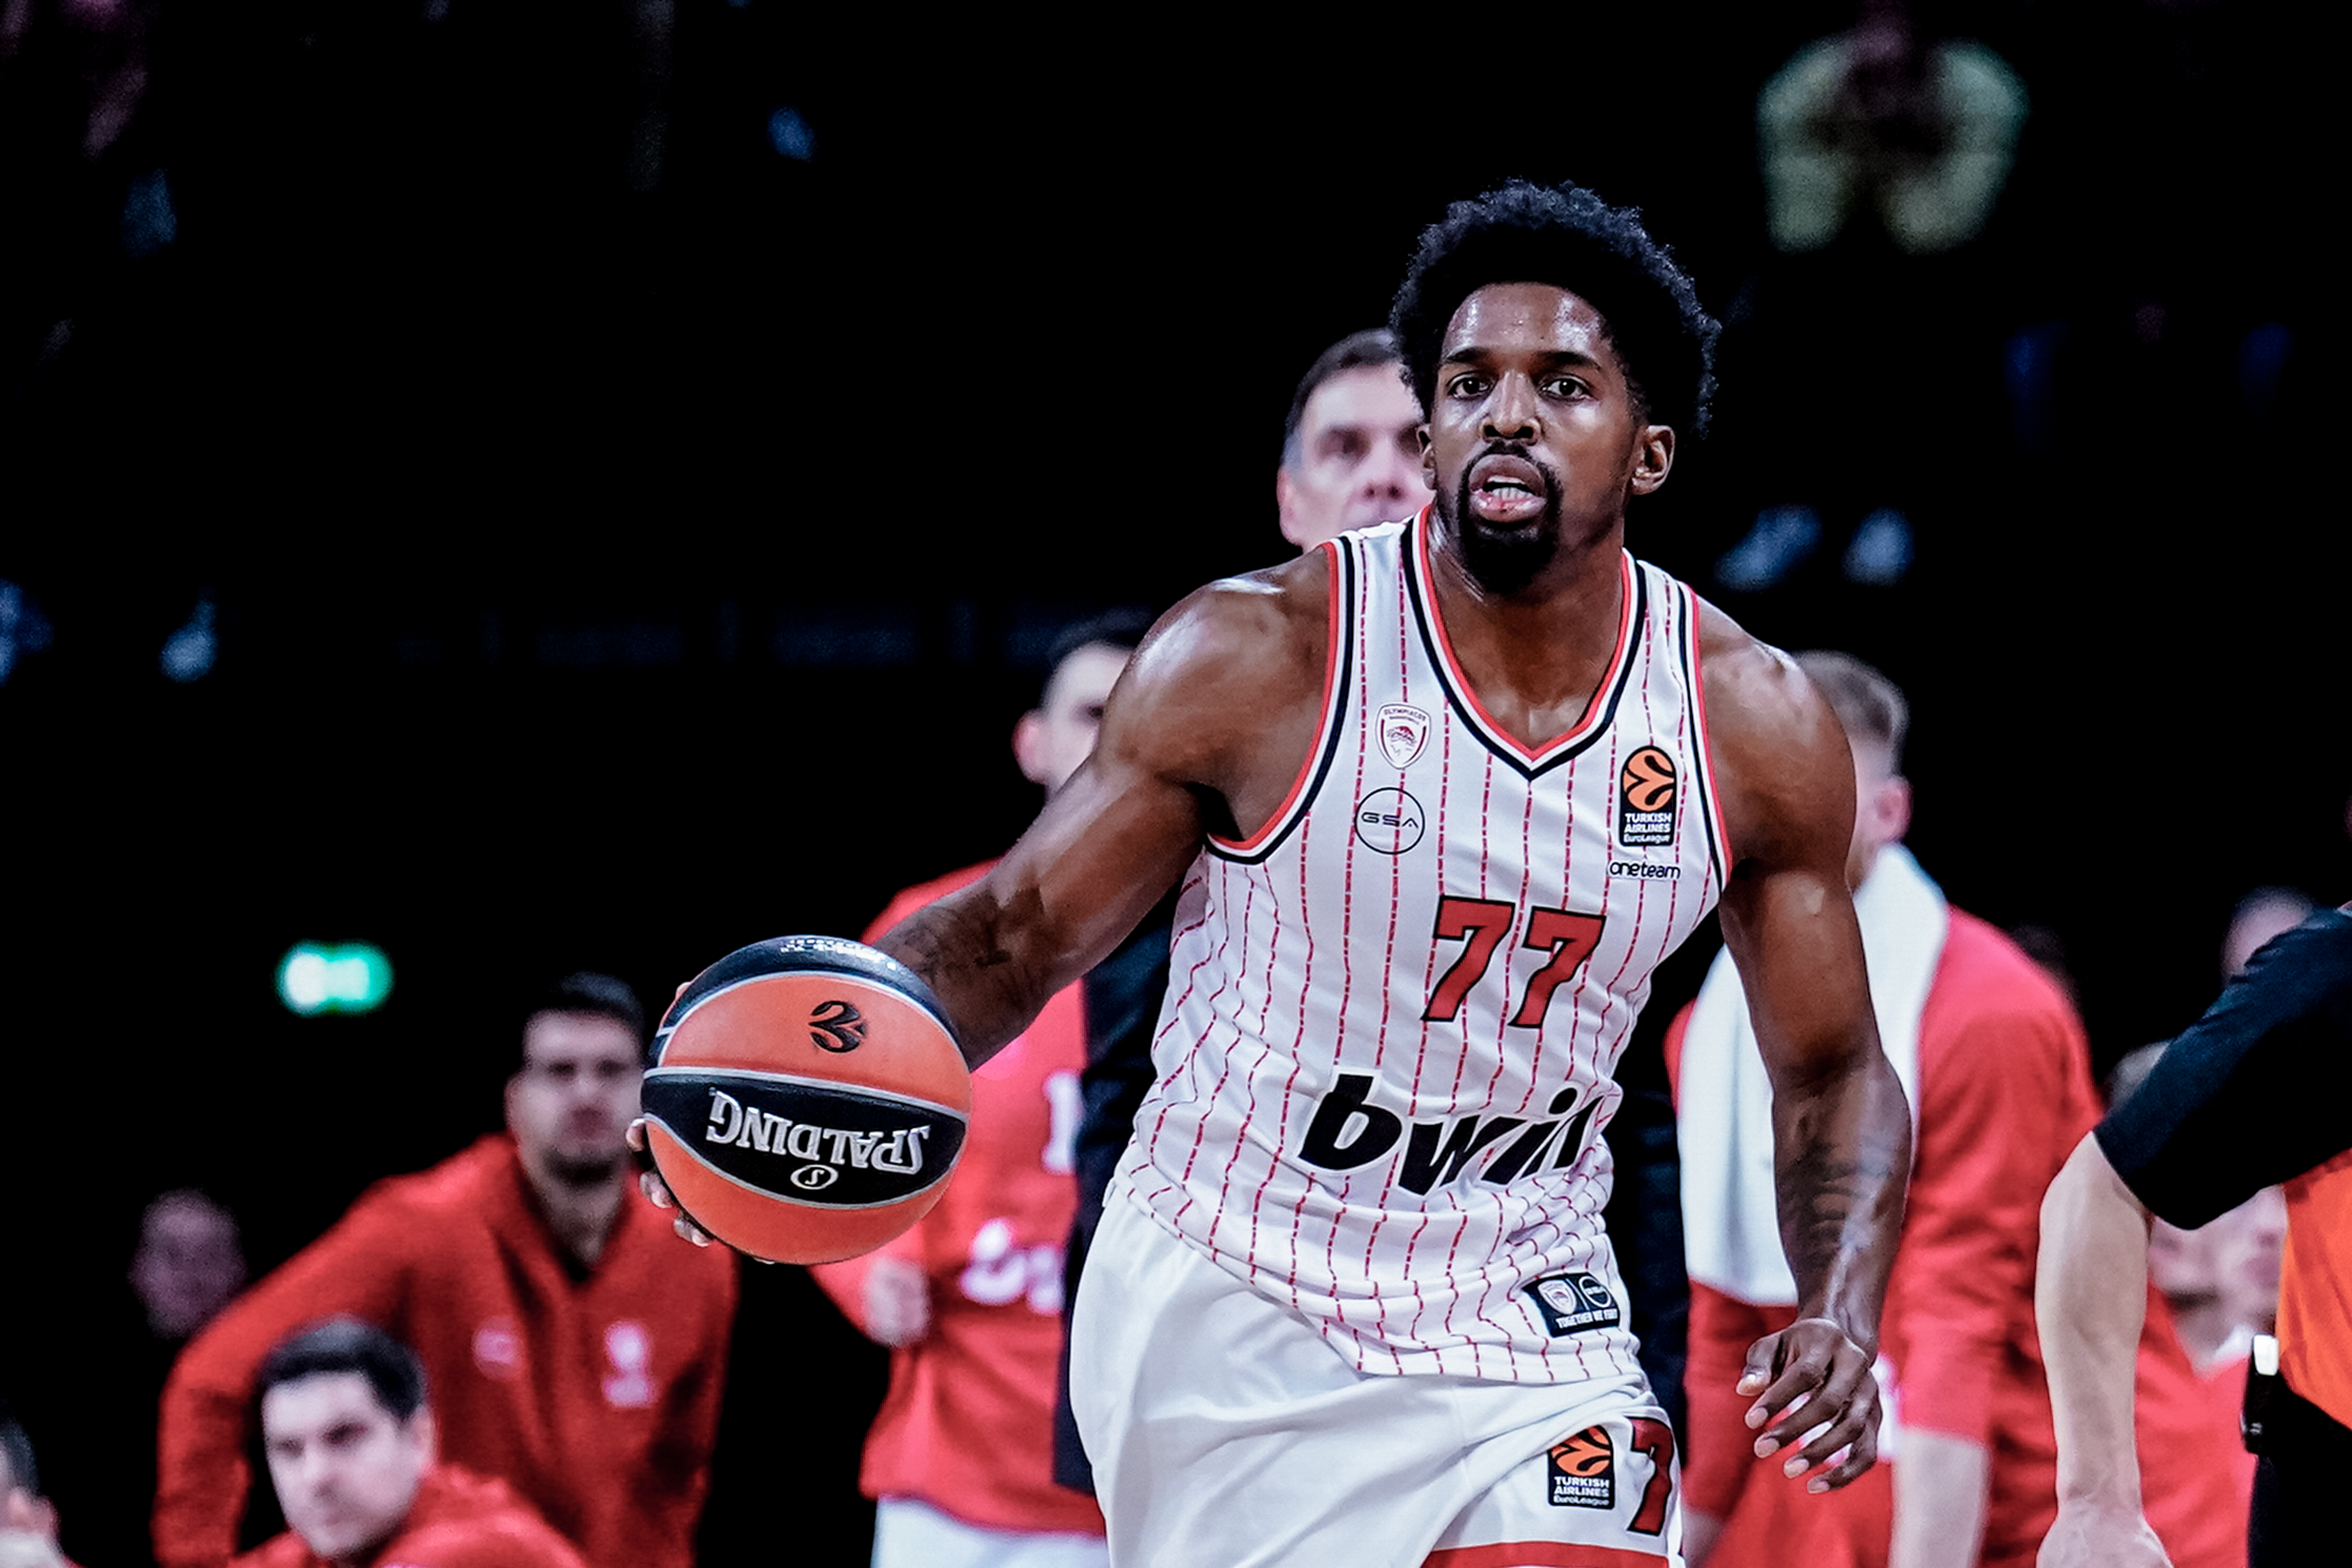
top-left (2, 2), bottom-right (2341, 1564)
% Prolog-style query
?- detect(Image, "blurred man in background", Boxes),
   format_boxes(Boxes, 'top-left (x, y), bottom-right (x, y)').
top-left (131, 1192), bottom-right (247, 1344)
top-left (1673, 653), bottom-right (2097, 1568)
top-left (813, 615), bottom-right (1151, 1568)
top-left (235, 1319), bottom-right (585, 1568)
top-left (1272, 328), bottom-right (1428, 550)
top-left (158, 974), bottom-right (735, 1568)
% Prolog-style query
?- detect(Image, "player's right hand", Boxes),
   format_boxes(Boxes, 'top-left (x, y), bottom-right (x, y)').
top-left (626, 1117), bottom-right (715, 1249)
top-left (1738, 1317), bottom-right (1882, 1492)
top-left (2036, 1499), bottom-right (2174, 1568)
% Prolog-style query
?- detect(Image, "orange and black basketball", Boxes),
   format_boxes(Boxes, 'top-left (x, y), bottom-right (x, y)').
top-left (639, 936), bottom-right (970, 1265)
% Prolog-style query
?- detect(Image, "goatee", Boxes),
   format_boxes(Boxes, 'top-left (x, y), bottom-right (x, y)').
top-left (547, 1151), bottom-right (624, 1188)
top-left (1438, 460), bottom-right (1563, 597)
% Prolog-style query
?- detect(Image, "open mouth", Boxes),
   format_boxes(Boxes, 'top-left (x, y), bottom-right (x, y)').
top-left (1467, 452), bottom-right (1548, 526)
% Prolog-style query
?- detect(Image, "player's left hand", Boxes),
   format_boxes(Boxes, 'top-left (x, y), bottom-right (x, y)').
top-left (1738, 1317), bottom-right (1882, 1492)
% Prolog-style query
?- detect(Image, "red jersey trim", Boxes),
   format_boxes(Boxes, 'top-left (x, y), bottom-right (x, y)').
top-left (1678, 582), bottom-right (1733, 880)
top-left (1405, 510), bottom-right (1642, 777)
top-left (1208, 536), bottom-right (1354, 863)
top-left (1425, 1545), bottom-right (1666, 1568)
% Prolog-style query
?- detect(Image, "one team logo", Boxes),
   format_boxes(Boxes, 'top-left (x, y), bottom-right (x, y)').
top-left (1376, 703), bottom-right (1431, 768)
top-left (1352, 787), bottom-right (1425, 854)
top-left (1547, 1425), bottom-right (1615, 1508)
top-left (1524, 1271), bottom-right (1622, 1337)
top-left (1617, 746), bottom-right (1678, 847)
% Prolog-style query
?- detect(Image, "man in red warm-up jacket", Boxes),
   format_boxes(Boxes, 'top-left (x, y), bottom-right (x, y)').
top-left (157, 974), bottom-right (736, 1568)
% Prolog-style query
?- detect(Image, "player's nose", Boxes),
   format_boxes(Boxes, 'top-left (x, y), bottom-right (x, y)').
top-left (1482, 373), bottom-right (1539, 442)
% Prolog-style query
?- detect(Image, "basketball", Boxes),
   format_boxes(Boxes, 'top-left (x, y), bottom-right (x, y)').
top-left (638, 935), bottom-right (971, 1265)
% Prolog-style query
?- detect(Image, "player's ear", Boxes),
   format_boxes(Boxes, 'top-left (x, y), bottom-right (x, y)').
top-left (1275, 468), bottom-right (1306, 550)
top-left (1418, 424), bottom-right (1436, 489)
top-left (1012, 711), bottom-right (1054, 787)
top-left (1627, 423), bottom-right (1675, 497)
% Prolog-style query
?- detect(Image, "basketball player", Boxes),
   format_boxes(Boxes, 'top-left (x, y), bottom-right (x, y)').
top-left (1671, 653), bottom-right (2100, 1568)
top-left (649, 180), bottom-right (1912, 1565)
top-left (811, 615), bottom-right (1148, 1568)
top-left (236, 1320), bottom-right (585, 1568)
top-left (2037, 905), bottom-right (2352, 1568)
top-left (1275, 329), bottom-right (1431, 550)
top-left (159, 974), bottom-right (734, 1568)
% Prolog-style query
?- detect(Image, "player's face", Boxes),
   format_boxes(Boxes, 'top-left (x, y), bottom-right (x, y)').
top-left (1277, 365), bottom-right (1429, 550)
top-left (261, 1373), bottom-right (431, 1563)
top-left (1423, 283), bottom-right (1671, 594)
top-left (508, 1011), bottom-right (643, 1183)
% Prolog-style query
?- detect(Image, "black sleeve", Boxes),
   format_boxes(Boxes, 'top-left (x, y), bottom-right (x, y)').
top-left (2096, 910), bottom-right (2352, 1229)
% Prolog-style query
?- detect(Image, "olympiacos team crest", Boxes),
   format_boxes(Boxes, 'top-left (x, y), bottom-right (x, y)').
top-left (1377, 703), bottom-right (1430, 769)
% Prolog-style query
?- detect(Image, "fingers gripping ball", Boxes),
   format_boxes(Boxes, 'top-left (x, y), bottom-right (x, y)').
top-left (640, 936), bottom-right (971, 1264)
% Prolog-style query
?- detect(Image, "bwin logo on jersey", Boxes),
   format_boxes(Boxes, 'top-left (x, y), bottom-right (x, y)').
top-left (1296, 1077), bottom-right (1604, 1195)
top-left (1524, 1272), bottom-right (1622, 1338)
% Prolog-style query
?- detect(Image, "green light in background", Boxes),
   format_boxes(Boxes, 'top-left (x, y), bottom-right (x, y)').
top-left (278, 942), bottom-right (394, 1016)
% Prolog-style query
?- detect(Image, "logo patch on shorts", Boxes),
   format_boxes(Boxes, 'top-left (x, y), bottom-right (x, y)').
top-left (1524, 1271), bottom-right (1621, 1337)
top-left (1617, 746), bottom-right (1678, 847)
top-left (1548, 1425), bottom-right (1615, 1508)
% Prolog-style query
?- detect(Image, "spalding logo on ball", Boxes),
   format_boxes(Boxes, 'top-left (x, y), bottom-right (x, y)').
top-left (639, 936), bottom-right (971, 1264)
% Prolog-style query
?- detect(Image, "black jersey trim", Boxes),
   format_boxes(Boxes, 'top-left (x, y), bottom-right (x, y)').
top-left (1403, 523), bottom-right (1647, 781)
top-left (1673, 580), bottom-right (1729, 886)
top-left (1207, 536), bottom-right (1358, 866)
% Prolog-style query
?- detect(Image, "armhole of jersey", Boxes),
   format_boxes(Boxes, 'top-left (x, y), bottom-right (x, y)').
top-left (1207, 536), bottom-right (1353, 862)
top-left (1680, 582), bottom-right (1733, 886)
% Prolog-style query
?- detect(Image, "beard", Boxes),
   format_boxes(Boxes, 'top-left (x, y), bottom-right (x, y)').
top-left (545, 1148), bottom-right (625, 1188)
top-left (1435, 449), bottom-right (1565, 597)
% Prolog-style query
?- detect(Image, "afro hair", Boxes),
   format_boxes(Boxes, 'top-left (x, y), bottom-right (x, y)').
top-left (1389, 180), bottom-right (1720, 440)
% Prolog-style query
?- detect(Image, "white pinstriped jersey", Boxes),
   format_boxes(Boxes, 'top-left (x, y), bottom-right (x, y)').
top-left (1120, 511), bottom-right (1729, 1381)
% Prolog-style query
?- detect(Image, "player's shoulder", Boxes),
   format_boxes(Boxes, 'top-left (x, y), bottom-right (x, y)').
top-left (1141, 547), bottom-right (1331, 678)
top-left (1689, 596), bottom-right (1849, 866)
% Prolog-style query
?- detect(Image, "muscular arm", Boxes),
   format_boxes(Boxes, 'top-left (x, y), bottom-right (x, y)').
top-left (875, 555), bottom-right (1332, 1068)
top-left (2034, 1135), bottom-right (2173, 1568)
top-left (1702, 612), bottom-right (1912, 1490)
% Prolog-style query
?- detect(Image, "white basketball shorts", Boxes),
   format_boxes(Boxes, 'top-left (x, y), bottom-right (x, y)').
top-left (1070, 1182), bottom-right (1684, 1568)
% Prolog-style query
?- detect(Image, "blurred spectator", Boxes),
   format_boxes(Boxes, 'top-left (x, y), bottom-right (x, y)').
top-left (234, 1319), bottom-right (585, 1568)
top-left (0, 1410), bottom-right (74, 1568)
top-left (1673, 652), bottom-right (2097, 1568)
top-left (131, 1191), bottom-right (246, 1344)
top-left (815, 617), bottom-right (1149, 1566)
top-left (1758, 0), bottom-right (2025, 258)
top-left (157, 974), bottom-right (736, 1568)
top-left (1715, 0), bottom-right (2028, 597)
top-left (1273, 329), bottom-right (1427, 551)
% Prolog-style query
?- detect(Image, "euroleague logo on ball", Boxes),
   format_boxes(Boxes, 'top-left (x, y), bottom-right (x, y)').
top-left (808, 999), bottom-right (867, 1052)
top-left (1616, 746), bottom-right (1678, 847)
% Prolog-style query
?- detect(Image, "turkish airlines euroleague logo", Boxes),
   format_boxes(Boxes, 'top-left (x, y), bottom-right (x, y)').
top-left (1616, 746), bottom-right (1678, 848)
top-left (1547, 1425), bottom-right (1615, 1508)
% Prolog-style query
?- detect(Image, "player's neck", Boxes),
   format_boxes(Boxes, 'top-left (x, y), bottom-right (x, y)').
top-left (1427, 520), bottom-right (1627, 751)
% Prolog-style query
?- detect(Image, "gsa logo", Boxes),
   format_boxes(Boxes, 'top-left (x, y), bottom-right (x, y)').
top-left (1353, 788), bottom-right (1425, 854)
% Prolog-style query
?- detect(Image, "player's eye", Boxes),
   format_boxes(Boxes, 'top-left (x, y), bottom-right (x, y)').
top-left (1544, 377), bottom-right (1589, 399)
top-left (1445, 374), bottom-right (1487, 398)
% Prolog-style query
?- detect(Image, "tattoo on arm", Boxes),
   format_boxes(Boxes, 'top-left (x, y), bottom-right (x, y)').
top-left (1774, 1066), bottom-right (1911, 1330)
